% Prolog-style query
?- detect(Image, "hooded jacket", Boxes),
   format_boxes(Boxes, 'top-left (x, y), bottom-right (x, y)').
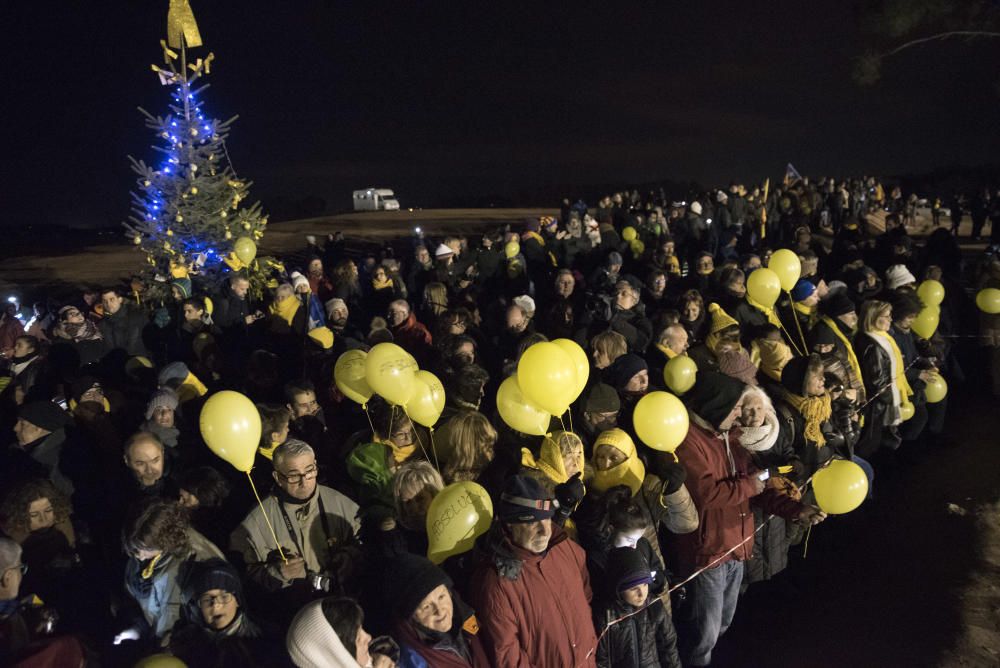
top-left (468, 524), bottom-right (598, 667)
top-left (286, 599), bottom-right (361, 668)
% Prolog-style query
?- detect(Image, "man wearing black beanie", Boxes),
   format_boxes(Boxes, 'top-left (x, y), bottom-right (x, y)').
top-left (671, 372), bottom-right (826, 666)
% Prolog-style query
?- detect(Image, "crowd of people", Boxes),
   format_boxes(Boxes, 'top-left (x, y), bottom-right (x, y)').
top-left (2, 175), bottom-right (999, 667)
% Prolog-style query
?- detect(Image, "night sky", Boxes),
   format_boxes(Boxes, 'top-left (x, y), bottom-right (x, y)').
top-left (4, 1), bottom-right (998, 228)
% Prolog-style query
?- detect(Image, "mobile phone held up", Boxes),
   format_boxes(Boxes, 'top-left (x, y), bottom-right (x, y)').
top-left (757, 469), bottom-right (771, 482)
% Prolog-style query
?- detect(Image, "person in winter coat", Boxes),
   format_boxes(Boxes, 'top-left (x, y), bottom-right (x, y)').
top-left (97, 287), bottom-right (149, 357)
top-left (593, 546), bottom-right (681, 668)
top-left (388, 300), bottom-right (434, 367)
top-left (117, 497), bottom-right (224, 646)
top-left (50, 305), bottom-right (104, 366)
top-left (853, 299), bottom-right (910, 458)
top-left (385, 553), bottom-right (490, 668)
top-left (468, 475), bottom-right (599, 667)
top-left (672, 371), bottom-right (826, 666)
top-left (286, 597), bottom-right (396, 668)
top-left (811, 292), bottom-right (866, 404)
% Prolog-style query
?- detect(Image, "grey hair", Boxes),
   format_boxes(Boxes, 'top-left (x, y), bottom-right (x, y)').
top-left (272, 438), bottom-right (314, 471)
top-left (0, 537), bottom-right (22, 573)
top-left (392, 461), bottom-right (444, 529)
top-left (739, 384), bottom-right (774, 412)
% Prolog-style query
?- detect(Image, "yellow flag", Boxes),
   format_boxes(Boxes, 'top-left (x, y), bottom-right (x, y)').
top-left (167, 0), bottom-right (203, 49)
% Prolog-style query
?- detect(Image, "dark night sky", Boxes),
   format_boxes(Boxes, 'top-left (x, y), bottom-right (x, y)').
top-left (3, 1), bottom-right (998, 228)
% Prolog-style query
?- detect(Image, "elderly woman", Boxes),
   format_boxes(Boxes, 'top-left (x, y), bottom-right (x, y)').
top-left (117, 497), bottom-right (224, 645)
top-left (365, 461), bottom-right (444, 562)
top-left (854, 299), bottom-right (911, 458)
top-left (385, 554), bottom-right (489, 668)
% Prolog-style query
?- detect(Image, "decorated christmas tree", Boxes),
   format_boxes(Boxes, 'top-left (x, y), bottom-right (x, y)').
top-left (124, 0), bottom-right (277, 300)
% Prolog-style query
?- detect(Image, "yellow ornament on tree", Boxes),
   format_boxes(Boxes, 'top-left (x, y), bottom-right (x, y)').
top-left (143, 180), bottom-right (151, 187)
top-left (253, 231), bottom-right (263, 239)
top-left (189, 128), bottom-right (199, 136)
top-left (175, 214), bottom-right (184, 222)
top-left (190, 164), bottom-right (198, 172)
top-left (133, 235), bottom-right (142, 245)
top-left (164, 241), bottom-right (172, 250)
top-left (242, 222), bottom-right (251, 230)
top-left (220, 210), bottom-right (228, 218)
top-left (166, 229), bottom-right (174, 236)
top-left (224, 230), bottom-right (232, 240)
top-left (190, 187), bottom-right (198, 195)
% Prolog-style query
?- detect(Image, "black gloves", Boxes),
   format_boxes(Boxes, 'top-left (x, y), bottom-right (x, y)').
top-left (554, 473), bottom-right (585, 521)
top-left (654, 458), bottom-right (687, 495)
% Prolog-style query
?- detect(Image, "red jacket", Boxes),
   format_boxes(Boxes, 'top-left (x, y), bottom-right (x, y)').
top-left (671, 417), bottom-right (803, 577)
top-left (469, 525), bottom-right (598, 668)
top-left (391, 312), bottom-right (433, 362)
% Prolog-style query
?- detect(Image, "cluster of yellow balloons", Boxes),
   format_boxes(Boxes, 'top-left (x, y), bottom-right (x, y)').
top-left (426, 481), bottom-right (493, 564)
top-left (504, 240), bottom-right (520, 259)
top-left (200, 390), bottom-right (261, 473)
top-left (768, 249), bottom-right (801, 292)
top-left (976, 288), bottom-right (1000, 315)
top-left (747, 248), bottom-right (802, 308)
top-left (633, 391), bottom-right (689, 454)
top-left (813, 459), bottom-right (868, 514)
top-left (663, 355), bottom-right (697, 394)
top-left (333, 343), bottom-right (446, 428)
top-left (912, 279), bottom-right (944, 340)
top-left (497, 339), bottom-right (589, 435)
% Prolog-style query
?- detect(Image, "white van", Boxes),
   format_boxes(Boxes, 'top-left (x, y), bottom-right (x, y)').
top-left (352, 188), bottom-right (400, 211)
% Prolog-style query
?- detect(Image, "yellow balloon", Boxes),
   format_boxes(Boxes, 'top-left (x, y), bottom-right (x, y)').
top-left (200, 391), bottom-right (261, 473)
top-left (504, 241), bottom-right (520, 259)
top-left (768, 248), bottom-right (802, 292)
top-left (552, 338), bottom-right (589, 403)
top-left (629, 239), bottom-right (645, 258)
top-left (622, 226), bottom-right (637, 241)
top-left (663, 355), bottom-right (697, 395)
top-left (406, 370), bottom-right (446, 428)
top-left (924, 372), bottom-right (947, 403)
top-left (747, 268), bottom-right (781, 308)
top-left (365, 342), bottom-right (418, 405)
top-left (426, 481), bottom-right (493, 564)
top-left (976, 288), bottom-right (1000, 314)
top-left (134, 654), bottom-right (187, 668)
top-left (916, 279), bottom-right (944, 307)
top-left (900, 401), bottom-right (915, 421)
top-left (633, 391), bottom-right (689, 453)
top-left (334, 349), bottom-right (372, 405)
top-left (812, 459), bottom-right (868, 514)
top-left (496, 375), bottom-right (551, 436)
top-left (911, 306), bottom-right (939, 340)
top-left (234, 236), bottom-right (257, 265)
top-left (517, 342), bottom-right (577, 416)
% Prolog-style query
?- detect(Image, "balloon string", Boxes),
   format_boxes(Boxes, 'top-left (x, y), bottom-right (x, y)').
top-left (362, 403), bottom-right (375, 438)
top-left (567, 409), bottom-right (574, 435)
top-left (429, 427), bottom-right (440, 472)
top-left (410, 415), bottom-right (433, 468)
top-left (803, 523), bottom-right (813, 559)
top-left (787, 290), bottom-right (809, 356)
top-left (246, 472), bottom-right (287, 564)
top-left (558, 414), bottom-right (567, 433)
top-left (777, 320), bottom-right (805, 357)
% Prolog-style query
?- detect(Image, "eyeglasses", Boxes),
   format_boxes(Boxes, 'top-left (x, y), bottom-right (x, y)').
top-left (198, 592), bottom-right (234, 608)
top-left (6, 563), bottom-right (27, 576)
top-left (278, 466), bottom-right (318, 484)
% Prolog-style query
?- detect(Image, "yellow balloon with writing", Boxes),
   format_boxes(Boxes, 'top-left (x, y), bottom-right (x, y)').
top-left (517, 342), bottom-right (577, 416)
top-left (406, 370), bottom-right (447, 428)
top-left (663, 355), bottom-right (697, 395)
top-left (200, 391), bottom-right (262, 473)
top-left (768, 249), bottom-right (801, 292)
top-left (365, 342), bottom-right (418, 406)
top-left (812, 459), bottom-right (868, 514)
top-left (747, 268), bottom-right (781, 308)
top-left (911, 305), bottom-right (939, 340)
top-left (552, 338), bottom-right (590, 404)
top-left (916, 279), bottom-right (944, 307)
top-left (976, 288), bottom-right (1000, 315)
top-left (334, 349), bottom-right (373, 405)
top-left (234, 236), bottom-right (257, 265)
top-left (924, 373), bottom-right (947, 403)
top-left (426, 481), bottom-right (493, 564)
top-left (633, 391), bottom-right (689, 453)
top-left (496, 375), bottom-right (551, 436)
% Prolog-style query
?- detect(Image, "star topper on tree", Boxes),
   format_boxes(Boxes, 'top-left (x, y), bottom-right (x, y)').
top-left (123, 0), bottom-right (280, 301)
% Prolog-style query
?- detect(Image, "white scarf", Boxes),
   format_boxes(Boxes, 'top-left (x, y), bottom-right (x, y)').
top-left (738, 409), bottom-right (781, 452)
top-left (866, 331), bottom-right (902, 425)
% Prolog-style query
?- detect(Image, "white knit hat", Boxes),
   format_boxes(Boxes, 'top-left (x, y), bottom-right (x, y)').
top-left (434, 243), bottom-right (454, 258)
top-left (290, 271), bottom-right (311, 293)
top-left (690, 201), bottom-right (703, 215)
top-left (513, 294), bottom-right (536, 319)
top-left (884, 264), bottom-right (916, 290)
top-left (286, 600), bottom-right (361, 668)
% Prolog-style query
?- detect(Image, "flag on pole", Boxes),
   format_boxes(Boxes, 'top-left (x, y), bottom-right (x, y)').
top-left (761, 178), bottom-right (770, 239)
top-left (784, 163), bottom-right (802, 187)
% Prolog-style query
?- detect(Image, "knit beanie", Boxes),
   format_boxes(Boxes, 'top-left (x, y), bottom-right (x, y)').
top-left (325, 298), bottom-right (347, 319)
top-left (434, 244), bottom-right (454, 259)
top-left (607, 547), bottom-right (653, 594)
top-left (171, 277), bottom-right (192, 299)
top-left (69, 375), bottom-right (101, 403)
top-left (717, 349), bottom-right (758, 386)
top-left (707, 303), bottom-right (738, 335)
top-left (821, 292), bottom-right (856, 318)
top-left (498, 475), bottom-right (556, 524)
top-left (287, 600), bottom-right (361, 668)
top-left (888, 289), bottom-right (923, 319)
top-left (808, 322), bottom-right (838, 348)
top-left (885, 264), bottom-right (916, 290)
top-left (307, 326), bottom-right (335, 350)
top-left (607, 251), bottom-right (624, 267)
top-left (525, 218), bottom-right (541, 233)
top-left (18, 401), bottom-right (71, 432)
top-left (790, 279), bottom-right (817, 302)
top-left (188, 558), bottom-right (244, 608)
top-left (385, 553), bottom-right (454, 622)
top-left (690, 201), bottom-right (703, 215)
top-left (290, 271), bottom-right (311, 293)
top-left (145, 388), bottom-right (179, 420)
top-left (158, 361), bottom-right (190, 387)
top-left (683, 370), bottom-right (745, 429)
top-left (583, 383), bottom-right (621, 413)
top-left (604, 354), bottom-right (648, 391)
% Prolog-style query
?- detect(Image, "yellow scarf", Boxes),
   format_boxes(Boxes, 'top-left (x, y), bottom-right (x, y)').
top-left (793, 301), bottom-right (818, 330)
top-left (269, 295), bottom-right (300, 326)
top-left (141, 553), bottom-right (163, 579)
top-left (747, 295), bottom-right (783, 328)
top-left (783, 392), bottom-right (833, 446)
top-left (871, 330), bottom-right (914, 401)
top-left (522, 230), bottom-right (558, 266)
top-left (258, 441), bottom-right (280, 461)
top-left (656, 343), bottom-right (677, 360)
top-left (750, 338), bottom-right (794, 381)
top-left (380, 439), bottom-right (416, 464)
top-left (820, 315), bottom-right (863, 393)
top-left (372, 276), bottom-right (393, 291)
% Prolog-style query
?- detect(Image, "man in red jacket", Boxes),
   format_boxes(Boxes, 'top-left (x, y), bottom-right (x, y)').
top-left (669, 371), bottom-right (826, 666)
top-left (469, 475), bottom-right (598, 667)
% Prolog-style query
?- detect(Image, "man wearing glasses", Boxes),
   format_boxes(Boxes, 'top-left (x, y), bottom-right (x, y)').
top-left (230, 439), bottom-right (361, 613)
